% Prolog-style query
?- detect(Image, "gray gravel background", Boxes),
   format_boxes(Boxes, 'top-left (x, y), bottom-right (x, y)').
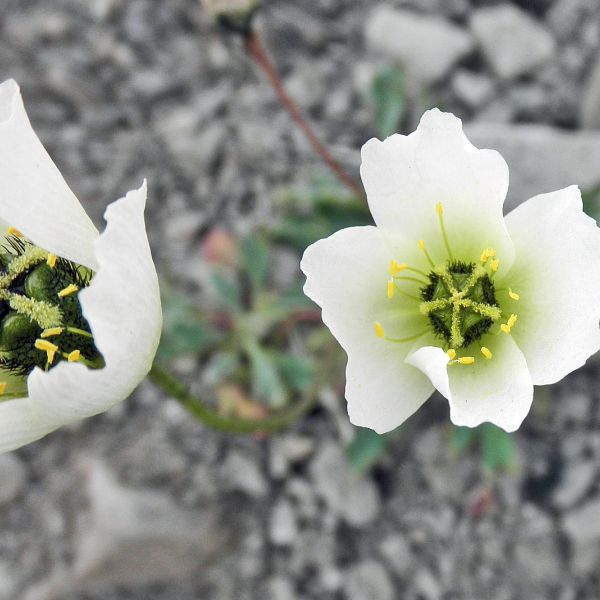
top-left (2, 0), bottom-right (600, 599)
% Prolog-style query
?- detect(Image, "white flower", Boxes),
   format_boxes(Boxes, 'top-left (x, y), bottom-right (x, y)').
top-left (301, 109), bottom-right (600, 433)
top-left (0, 79), bottom-right (162, 453)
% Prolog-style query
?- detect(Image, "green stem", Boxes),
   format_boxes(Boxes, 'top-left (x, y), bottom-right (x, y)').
top-left (148, 361), bottom-right (320, 434)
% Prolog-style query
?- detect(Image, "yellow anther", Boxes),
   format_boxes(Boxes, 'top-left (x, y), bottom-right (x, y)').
top-left (35, 339), bottom-right (59, 364)
top-left (508, 288), bottom-right (520, 301)
top-left (481, 347), bottom-right (493, 360)
top-left (507, 314), bottom-right (518, 329)
top-left (58, 284), bottom-right (79, 298)
top-left (374, 322), bottom-right (385, 339)
top-left (387, 279), bottom-right (395, 299)
top-left (389, 260), bottom-right (407, 275)
top-left (418, 239), bottom-right (425, 250)
top-left (480, 248), bottom-right (495, 264)
top-left (436, 202), bottom-right (443, 216)
top-left (7, 226), bottom-right (22, 237)
top-left (490, 259), bottom-right (499, 272)
top-left (0, 382), bottom-right (6, 394)
top-left (47, 253), bottom-right (57, 268)
top-left (500, 323), bottom-right (511, 334)
top-left (458, 356), bottom-right (475, 365)
top-left (447, 349), bottom-right (456, 361)
top-left (67, 349), bottom-right (81, 363)
top-left (41, 327), bottom-right (63, 338)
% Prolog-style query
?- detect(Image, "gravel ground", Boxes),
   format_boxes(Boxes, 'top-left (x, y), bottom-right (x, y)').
top-left (2, 1), bottom-right (600, 598)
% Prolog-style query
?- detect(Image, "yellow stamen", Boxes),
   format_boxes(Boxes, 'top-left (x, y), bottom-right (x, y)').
top-left (47, 253), bottom-right (57, 268)
top-left (447, 349), bottom-right (456, 361)
top-left (500, 324), bottom-right (511, 334)
top-left (508, 288), bottom-right (520, 301)
top-left (418, 239), bottom-right (435, 268)
top-left (0, 382), bottom-right (6, 394)
top-left (58, 284), bottom-right (79, 298)
top-left (507, 314), bottom-right (518, 329)
top-left (490, 259), bottom-right (499, 273)
top-left (387, 279), bottom-right (395, 299)
top-left (436, 202), bottom-right (454, 260)
top-left (7, 226), bottom-right (22, 237)
top-left (481, 347), bottom-right (492, 360)
top-left (374, 322), bottom-right (385, 338)
top-left (436, 202), bottom-right (443, 216)
top-left (67, 349), bottom-right (81, 363)
top-left (458, 356), bottom-right (475, 365)
top-left (389, 259), bottom-right (408, 275)
top-left (41, 327), bottom-right (63, 338)
top-left (35, 339), bottom-right (59, 364)
top-left (480, 248), bottom-right (495, 264)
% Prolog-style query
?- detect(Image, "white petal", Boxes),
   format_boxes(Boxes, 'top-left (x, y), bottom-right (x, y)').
top-left (360, 109), bottom-right (514, 271)
top-left (407, 334), bottom-right (533, 432)
top-left (302, 226), bottom-right (433, 433)
top-left (0, 182), bottom-right (161, 452)
top-left (503, 186), bottom-right (600, 384)
top-left (0, 79), bottom-right (99, 270)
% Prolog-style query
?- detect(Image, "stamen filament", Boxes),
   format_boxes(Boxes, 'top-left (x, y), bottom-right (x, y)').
top-left (418, 240), bottom-right (435, 268)
top-left (383, 330), bottom-right (428, 344)
top-left (436, 202), bottom-right (454, 260)
top-left (394, 275), bottom-right (428, 286)
top-left (65, 327), bottom-right (93, 339)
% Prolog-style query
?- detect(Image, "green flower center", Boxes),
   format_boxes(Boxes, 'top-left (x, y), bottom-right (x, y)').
top-left (0, 231), bottom-right (103, 394)
top-left (419, 261), bottom-right (501, 349)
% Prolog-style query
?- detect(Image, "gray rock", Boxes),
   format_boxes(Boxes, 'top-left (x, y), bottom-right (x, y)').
top-left (451, 70), bottom-right (494, 109)
top-left (24, 459), bottom-right (223, 600)
top-left (470, 5), bottom-right (556, 79)
top-left (466, 122), bottom-right (600, 211)
top-left (414, 569), bottom-right (442, 600)
top-left (553, 460), bottom-right (596, 510)
top-left (563, 499), bottom-right (600, 575)
top-left (310, 442), bottom-right (380, 526)
top-left (0, 561), bottom-right (18, 600)
top-left (267, 576), bottom-right (296, 600)
top-left (0, 453), bottom-right (26, 506)
top-left (269, 499), bottom-right (297, 546)
top-left (378, 535), bottom-right (413, 576)
top-left (220, 451), bottom-right (268, 499)
top-left (581, 53), bottom-right (600, 129)
top-left (365, 6), bottom-right (474, 84)
top-left (344, 561), bottom-right (394, 600)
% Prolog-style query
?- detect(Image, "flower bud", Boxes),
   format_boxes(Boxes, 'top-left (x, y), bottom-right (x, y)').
top-left (200, 0), bottom-right (259, 35)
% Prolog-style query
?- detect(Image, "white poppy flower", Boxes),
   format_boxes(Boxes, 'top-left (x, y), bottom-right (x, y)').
top-left (0, 79), bottom-right (161, 453)
top-left (301, 109), bottom-right (600, 433)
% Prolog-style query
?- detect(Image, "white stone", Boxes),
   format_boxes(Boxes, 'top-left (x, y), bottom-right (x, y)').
top-left (552, 460), bottom-right (596, 510)
top-left (269, 499), bottom-right (298, 546)
top-left (451, 70), bottom-right (494, 109)
top-left (563, 499), bottom-right (600, 575)
top-left (0, 454), bottom-right (26, 506)
top-left (344, 561), bottom-right (394, 600)
top-left (581, 52), bottom-right (600, 129)
top-left (470, 5), bottom-right (556, 79)
top-left (466, 122), bottom-right (600, 211)
top-left (221, 451), bottom-right (268, 498)
top-left (365, 6), bottom-right (474, 84)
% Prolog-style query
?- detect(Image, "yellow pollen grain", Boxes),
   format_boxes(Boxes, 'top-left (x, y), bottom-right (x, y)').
top-left (447, 349), bottom-right (456, 361)
top-left (490, 259), bottom-right (500, 272)
top-left (436, 202), bottom-right (443, 216)
top-left (500, 323), bottom-right (511, 334)
top-left (481, 347), bottom-right (493, 360)
top-left (480, 248), bottom-right (495, 263)
top-left (458, 356), bottom-right (475, 365)
top-left (41, 327), bottom-right (63, 338)
top-left (374, 321), bottom-right (385, 338)
top-left (0, 382), bottom-right (6, 394)
top-left (508, 288), bottom-right (520, 301)
top-left (58, 284), bottom-right (79, 298)
top-left (507, 314), bottom-right (518, 329)
top-left (7, 226), bottom-right (22, 237)
top-left (47, 253), bottom-right (57, 268)
top-left (67, 349), bottom-right (81, 363)
top-left (387, 279), bottom-right (395, 299)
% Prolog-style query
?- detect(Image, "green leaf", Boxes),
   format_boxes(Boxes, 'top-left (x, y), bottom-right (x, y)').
top-left (346, 427), bottom-right (390, 472)
top-left (450, 425), bottom-right (476, 454)
top-left (244, 339), bottom-right (288, 408)
top-left (275, 354), bottom-right (315, 393)
top-left (479, 423), bottom-right (517, 474)
top-left (370, 67), bottom-right (406, 138)
top-left (203, 351), bottom-right (239, 386)
top-left (210, 273), bottom-right (241, 311)
top-left (240, 236), bottom-right (270, 292)
top-left (582, 186), bottom-right (600, 222)
top-left (158, 292), bottom-right (222, 361)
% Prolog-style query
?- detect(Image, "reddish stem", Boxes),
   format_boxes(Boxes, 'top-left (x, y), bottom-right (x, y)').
top-left (244, 32), bottom-right (365, 201)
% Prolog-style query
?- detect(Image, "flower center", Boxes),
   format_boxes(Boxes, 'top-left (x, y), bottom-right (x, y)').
top-left (0, 228), bottom-right (103, 395)
top-left (374, 203), bottom-right (521, 365)
top-left (419, 261), bottom-right (500, 349)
